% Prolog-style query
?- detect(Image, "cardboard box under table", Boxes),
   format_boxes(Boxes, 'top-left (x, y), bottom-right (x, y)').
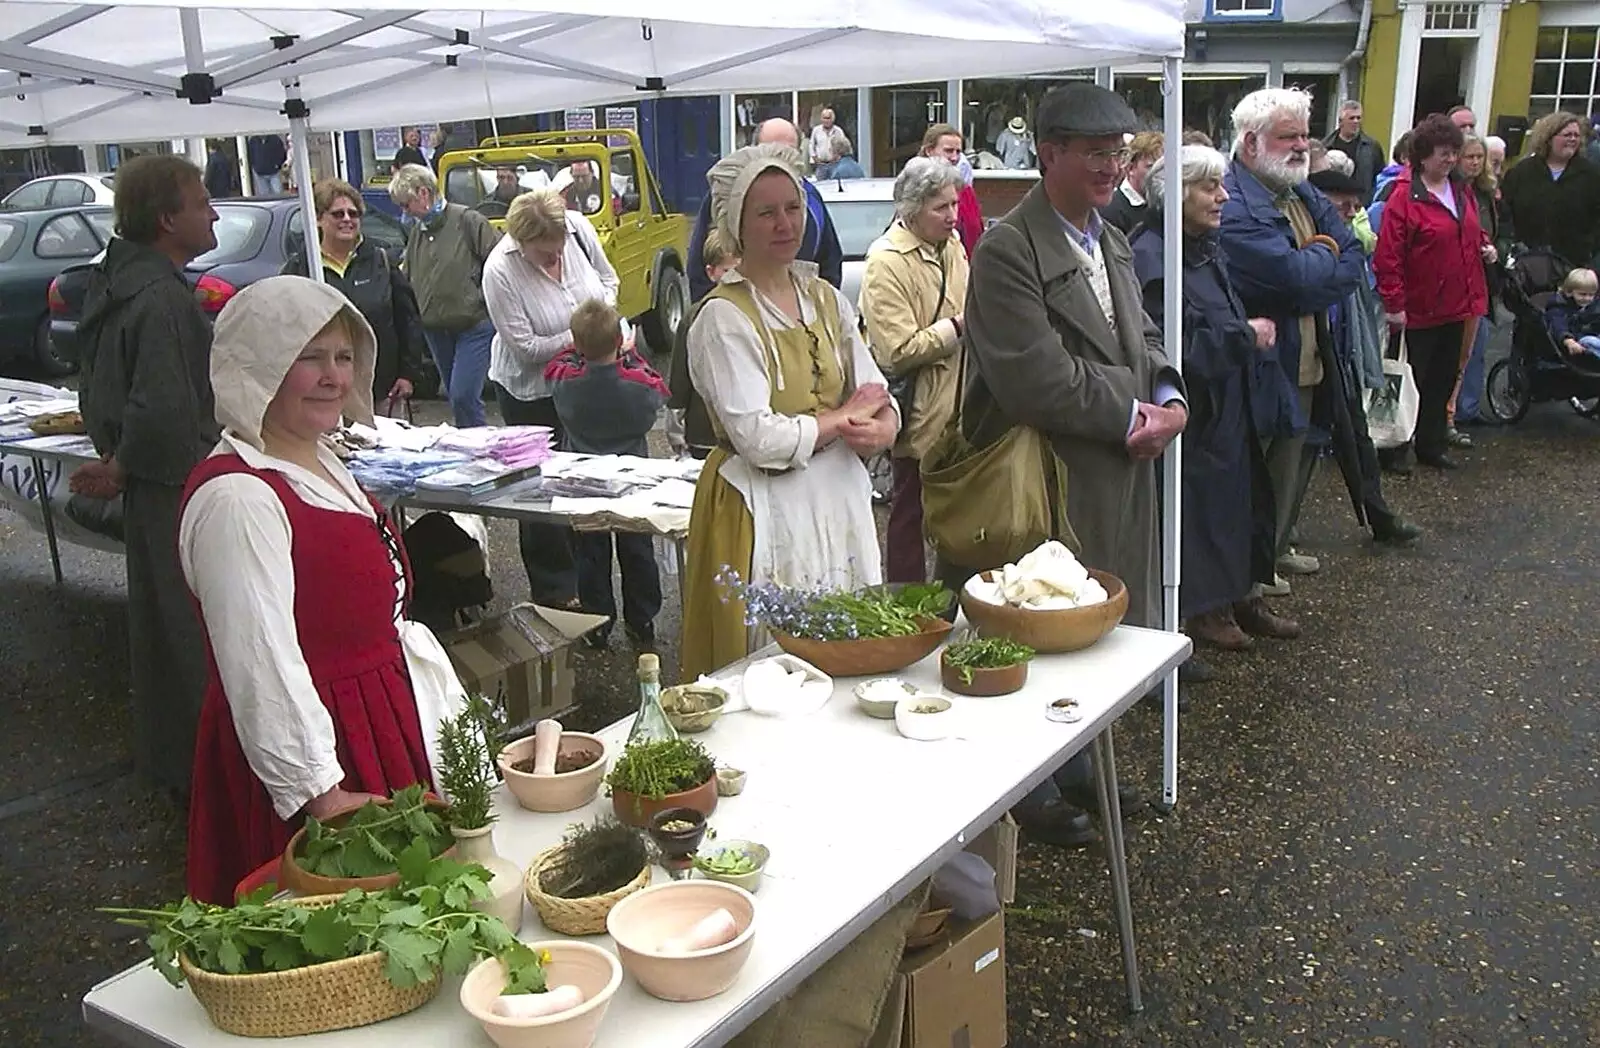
top-left (439, 603), bottom-right (609, 725)
top-left (875, 912), bottom-right (1008, 1048)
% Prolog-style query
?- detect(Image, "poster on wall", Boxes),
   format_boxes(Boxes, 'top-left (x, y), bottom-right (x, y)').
top-left (604, 106), bottom-right (638, 147)
top-left (373, 126), bottom-right (401, 158)
top-left (564, 108), bottom-right (596, 132)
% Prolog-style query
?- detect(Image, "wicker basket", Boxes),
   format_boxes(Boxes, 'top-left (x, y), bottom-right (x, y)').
top-left (524, 845), bottom-right (651, 935)
top-left (177, 896), bottom-right (440, 1037)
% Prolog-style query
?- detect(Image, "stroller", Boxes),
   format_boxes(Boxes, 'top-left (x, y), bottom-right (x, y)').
top-left (1485, 245), bottom-right (1600, 422)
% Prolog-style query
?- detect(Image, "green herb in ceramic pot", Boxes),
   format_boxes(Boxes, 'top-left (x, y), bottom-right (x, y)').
top-left (942, 636), bottom-right (1036, 685)
top-left (605, 737), bottom-right (716, 801)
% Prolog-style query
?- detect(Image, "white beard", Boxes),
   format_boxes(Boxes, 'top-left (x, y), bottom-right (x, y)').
top-left (1254, 151), bottom-right (1309, 191)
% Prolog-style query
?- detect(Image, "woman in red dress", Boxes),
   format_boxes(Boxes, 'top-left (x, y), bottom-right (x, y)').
top-left (180, 275), bottom-right (463, 903)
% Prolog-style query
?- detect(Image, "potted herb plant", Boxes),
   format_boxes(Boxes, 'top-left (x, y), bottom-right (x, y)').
top-left (102, 854), bottom-right (541, 1038)
top-left (523, 817), bottom-right (652, 936)
top-left (940, 634), bottom-right (1036, 696)
top-left (438, 696), bottom-right (524, 932)
top-left (717, 569), bottom-right (954, 677)
top-left (604, 737), bottom-right (718, 828)
top-left (278, 783), bottom-right (455, 896)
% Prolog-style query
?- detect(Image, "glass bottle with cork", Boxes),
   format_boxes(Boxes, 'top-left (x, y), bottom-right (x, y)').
top-left (627, 653), bottom-right (678, 746)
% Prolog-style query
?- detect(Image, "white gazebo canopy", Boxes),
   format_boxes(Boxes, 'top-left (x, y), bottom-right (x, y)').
top-left (0, 2), bottom-right (1184, 146)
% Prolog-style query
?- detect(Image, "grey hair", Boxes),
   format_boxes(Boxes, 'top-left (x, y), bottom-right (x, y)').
top-left (1230, 87), bottom-right (1314, 157)
top-left (1324, 148), bottom-right (1356, 177)
top-left (892, 157), bottom-right (964, 223)
top-left (1145, 144), bottom-right (1228, 214)
top-left (1338, 99), bottom-right (1363, 114)
top-left (388, 163), bottom-right (438, 206)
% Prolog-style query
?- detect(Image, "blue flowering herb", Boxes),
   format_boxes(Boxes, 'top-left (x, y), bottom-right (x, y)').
top-left (715, 569), bottom-right (950, 641)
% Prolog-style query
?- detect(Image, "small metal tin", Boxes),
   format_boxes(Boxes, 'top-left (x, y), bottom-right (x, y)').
top-left (1046, 697), bottom-right (1084, 723)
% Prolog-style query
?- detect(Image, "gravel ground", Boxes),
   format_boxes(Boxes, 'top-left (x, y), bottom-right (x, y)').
top-left (0, 358), bottom-right (1595, 1046)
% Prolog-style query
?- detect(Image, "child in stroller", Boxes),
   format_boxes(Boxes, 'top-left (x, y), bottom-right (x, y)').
top-left (1485, 246), bottom-right (1600, 421)
top-left (1544, 267), bottom-right (1600, 362)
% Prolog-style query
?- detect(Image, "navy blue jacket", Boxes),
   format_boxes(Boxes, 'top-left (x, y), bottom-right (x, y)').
top-left (1219, 161), bottom-right (1366, 436)
top-left (686, 179), bottom-right (843, 301)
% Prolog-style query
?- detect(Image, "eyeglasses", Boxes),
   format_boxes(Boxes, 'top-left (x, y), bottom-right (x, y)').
top-left (326, 208), bottom-right (361, 219)
top-left (1082, 147), bottom-right (1132, 172)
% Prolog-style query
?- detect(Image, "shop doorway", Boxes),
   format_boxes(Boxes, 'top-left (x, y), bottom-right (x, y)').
top-left (1414, 38), bottom-right (1471, 125)
top-left (871, 84), bottom-right (947, 177)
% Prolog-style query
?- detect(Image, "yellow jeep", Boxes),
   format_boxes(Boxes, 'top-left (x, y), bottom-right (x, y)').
top-left (436, 129), bottom-right (690, 351)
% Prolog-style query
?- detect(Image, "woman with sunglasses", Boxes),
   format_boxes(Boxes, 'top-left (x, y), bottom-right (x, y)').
top-left (283, 178), bottom-right (427, 415)
top-left (180, 276), bottom-right (464, 905)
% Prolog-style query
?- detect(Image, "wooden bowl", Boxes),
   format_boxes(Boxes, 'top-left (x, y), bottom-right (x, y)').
top-left (606, 881), bottom-right (757, 1002)
top-left (958, 569), bottom-right (1128, 653)
top-left (498, 733), bottom-right (608, 813)
top-left (610, 774), bottom-right (718, 829)
top-left (278, 797), bottom-right (454, 897)
top-left (459, 942), bottom-right (623, 1048)
top-left (773, 617), bottom-right (952, 678)
top-left (940, 655), bottom-right (1029, 697)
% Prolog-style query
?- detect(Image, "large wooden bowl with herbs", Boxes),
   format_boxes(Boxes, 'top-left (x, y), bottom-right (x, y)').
top-left (959, 569), bottom-right (1128, 653)
top-left (279, 785), bottom-right (456, 896)
top-left (605, 737), bottom-right (718, 829)
top-left (737, 580), bottom-right (954, 678)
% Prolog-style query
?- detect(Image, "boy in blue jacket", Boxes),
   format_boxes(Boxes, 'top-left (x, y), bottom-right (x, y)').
top-left (1545, 268), bottom-right (1600, 361)
top-left (546, 299), bottom-right (669, 649)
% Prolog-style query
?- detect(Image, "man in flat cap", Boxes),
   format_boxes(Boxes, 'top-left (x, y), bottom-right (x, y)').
top-left (936, 82), bottom-right (1186, 845)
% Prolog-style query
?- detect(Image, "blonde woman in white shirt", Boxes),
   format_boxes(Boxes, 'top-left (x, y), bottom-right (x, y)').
top-left (180, 276), bottom-right (464, 904)
top-left (481, 189), bottom-right (625, 607)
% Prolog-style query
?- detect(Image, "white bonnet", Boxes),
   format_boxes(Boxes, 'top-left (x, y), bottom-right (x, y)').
top-left (706, 144), bottom-right (807, 254)
top-left (210, 275), bottom-right (377, 449)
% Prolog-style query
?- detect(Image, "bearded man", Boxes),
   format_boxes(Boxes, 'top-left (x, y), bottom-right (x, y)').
top-left (1217, 89), bottom-right (1369, 627)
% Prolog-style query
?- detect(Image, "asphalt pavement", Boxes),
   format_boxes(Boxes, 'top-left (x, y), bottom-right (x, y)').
top-left (0, 373), bottom-right (1595, 1047)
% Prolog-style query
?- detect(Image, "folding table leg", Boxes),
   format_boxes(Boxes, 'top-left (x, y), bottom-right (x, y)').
top-left (32, 456), bottom-right (63, 586)
top-left (1093, 726), bottom-right (1143, 1013)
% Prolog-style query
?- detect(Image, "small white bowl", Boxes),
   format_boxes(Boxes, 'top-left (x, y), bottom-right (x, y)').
top-left (853, 677), bottom-right (917, 719)
top-left (894, 694), bottom-right (955, 741)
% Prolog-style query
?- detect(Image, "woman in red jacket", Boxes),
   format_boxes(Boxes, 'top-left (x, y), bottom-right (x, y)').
top-left (920, 124), bottom-right (984, 258)
top-left (1373, 114), bottom-right (1495, 470)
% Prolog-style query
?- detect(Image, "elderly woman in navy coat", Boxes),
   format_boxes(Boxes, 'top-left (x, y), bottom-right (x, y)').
top-left (1131, 145), bottom-right (1283, 652)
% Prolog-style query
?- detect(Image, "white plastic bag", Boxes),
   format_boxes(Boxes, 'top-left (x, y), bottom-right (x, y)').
top-left (1364, 337), bottom-right (1419, 450)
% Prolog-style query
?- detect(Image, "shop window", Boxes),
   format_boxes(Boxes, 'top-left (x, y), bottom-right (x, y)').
top-left (1284, 73), bottom-right (1339, 139)
top-left (1205, 0), bottom-right (1281, 22)
top-left (869, 83), bottom-right (948, 177)
top-left (734, 94), bottom-right (790, 147)
top-left (961, 74), bottom-right (1095, 169)
top-left (798, 89), bottom-right (859, 172)
top-left (1117, 73), bottom-right (1267, 152)
top-left (1424, 3), bottom-right (1478, 32)
top-left (1529, 27), bottom-right (1600, 127)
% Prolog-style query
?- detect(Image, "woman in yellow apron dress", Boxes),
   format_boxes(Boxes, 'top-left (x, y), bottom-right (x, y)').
top-left (680, 145), bottom-right (899, 682)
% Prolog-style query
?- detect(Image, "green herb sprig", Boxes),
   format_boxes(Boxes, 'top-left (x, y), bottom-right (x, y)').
top-left (436, 696), bottom-right (499, 831)
top-left (605, 738), bottom-right (715, 801)
top-left (298, 784), bottom-right (452, 878)
top-left (101, 849), bottom-right (544, 992)
top-left (943, 635), bottom-right (1036, 685)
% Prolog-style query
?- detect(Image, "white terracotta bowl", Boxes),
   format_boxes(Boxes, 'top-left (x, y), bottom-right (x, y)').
top-left (894, 695), bottom-right (955, 741)
top-left (498, 733), bottom-right (608, 813)
top-left (459, 941), bottom-right (623, 1048)
top-left (605, 881), bottom-right (757, 1002)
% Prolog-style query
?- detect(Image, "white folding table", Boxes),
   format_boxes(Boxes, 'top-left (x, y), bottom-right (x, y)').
top-left (83, 625), bottom-right (1190, 1048)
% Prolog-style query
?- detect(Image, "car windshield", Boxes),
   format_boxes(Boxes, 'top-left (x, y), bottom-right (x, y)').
top-left (442, 158), bottom-right (610, 218)
top-left (0, 217), bottom-right (23, 261)
top-left (190, 205), bottom-right (269, 267)
top-left (826, 199), bottom-right (898, 260)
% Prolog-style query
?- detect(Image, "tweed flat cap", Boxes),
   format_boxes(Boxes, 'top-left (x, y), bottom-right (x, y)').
top-left (1036, 83), bottom-right (1138, 139)
top-left (1308, 169), bottom-right (1363, 196)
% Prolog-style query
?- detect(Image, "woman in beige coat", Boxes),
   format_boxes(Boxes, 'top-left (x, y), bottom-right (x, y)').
top-left (859, 157), bottom-right (970, 582)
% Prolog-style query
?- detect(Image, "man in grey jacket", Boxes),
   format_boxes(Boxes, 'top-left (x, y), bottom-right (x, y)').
top-left (72, 154), bottom-right (221, 800)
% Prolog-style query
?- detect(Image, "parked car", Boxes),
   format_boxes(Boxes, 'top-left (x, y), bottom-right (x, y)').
top-left (49, 197), bottom-right (409, 372)
top-left (0, 205), bottom-right (116, 376)
top-left (813, 177), bottom-right (897, 307)
top-left (3, 174), bottom-right (117, 212)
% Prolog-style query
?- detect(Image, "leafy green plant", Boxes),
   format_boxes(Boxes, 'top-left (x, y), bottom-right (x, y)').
top-left (716, 569), bottom-right (952, 641)
top-left (694, 847), bottom-right (761, 876)
top-left (942, 635), bottom-right (1035, 685)
top-left (436, 697), bottom-right (499, 831)
top-left (537, 817), bottom-right (649, 899)
top-left (298, 784), bottom-right (452, 878)
top-left (604, 738), bottom-right (715, 801)
top-left (102, 850), bottom-right (546, 992)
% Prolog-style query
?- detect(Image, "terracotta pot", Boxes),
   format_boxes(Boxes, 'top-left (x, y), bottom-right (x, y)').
top-left (939, 654), bottom-right (1029, 697)
top-left (773, 617), bottom-right (953, 677)
top-left (498, 733), bottom-right (608, 813)
top-left (648, 807), bottom-right (708, 861)
top-left (452, 826), bottom-right (525, 934)
top-left (610, 774), bottom-right (717, 829)
top-left (606, 881), bottom-right (757, 1002)
top-left (279, 797), bottom-right (455, 897)
top-left (957, 569), bottom-right (1128, 653)
top-left (459, 942), bottom-right (623, 1048)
